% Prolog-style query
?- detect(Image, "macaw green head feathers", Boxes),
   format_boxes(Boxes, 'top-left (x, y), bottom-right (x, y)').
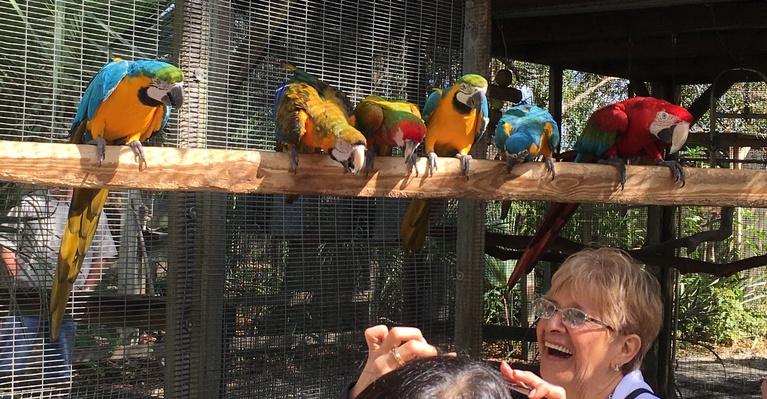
top-left (457, 74), bottom-right (488, 89)
top-left (452, 74), bottom-right (490, 132)
top-left (129, 60), bottom-right (184, 82)
top-left (129, 60), bottom-right (185, 107)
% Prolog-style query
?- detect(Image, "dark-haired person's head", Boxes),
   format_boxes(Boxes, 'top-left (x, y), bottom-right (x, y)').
top-left (356, 356), bottom-right (514, 399)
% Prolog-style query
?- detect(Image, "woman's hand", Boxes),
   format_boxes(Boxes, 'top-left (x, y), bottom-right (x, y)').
top-left (501, 361), bottom-right (567, 399)
top-left (349, 325), bottom-right (440, 399)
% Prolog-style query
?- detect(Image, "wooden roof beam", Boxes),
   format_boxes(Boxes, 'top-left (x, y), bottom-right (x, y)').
top-left (492, 0), bottom-right (742, 18)
top-left (493, 31), bottom-right (767, 66)
top-left (492, 0), bottom-right (762, 29)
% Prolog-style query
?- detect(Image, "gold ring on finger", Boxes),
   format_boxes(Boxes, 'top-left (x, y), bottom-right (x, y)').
top-left (390, 347), bottom-right (406, 367)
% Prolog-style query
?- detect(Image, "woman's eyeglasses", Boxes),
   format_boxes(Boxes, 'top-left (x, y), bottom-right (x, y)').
top-left (533, 297), bottom-right (615, 331)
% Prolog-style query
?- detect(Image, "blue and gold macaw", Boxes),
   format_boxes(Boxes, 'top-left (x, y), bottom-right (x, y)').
top-left (50, 59), bottom-right (184, 339)
top-left (494, 104), bottom-right (560, 176)
top-left (494, 104), bottom-right (560, 219)
top-left (274, 60), bottom-right (366, 174)
top-left (400, 74), bottom-right (489, 254)
top-left (421, 74), bottom-right (489, 177)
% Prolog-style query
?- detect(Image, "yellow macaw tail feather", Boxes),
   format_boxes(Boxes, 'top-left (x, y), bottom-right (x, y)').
top-left (278, 59), bottom-right (298, 71)
top-left (377, 145), bottom-right (393, 157)
top-left (50, 188), bottom-right (109, 340)
top-left (400, 199), bottom-right (431, 255)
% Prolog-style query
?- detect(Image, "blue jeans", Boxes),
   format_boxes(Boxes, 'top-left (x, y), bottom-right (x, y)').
top-left (0, 316), bottom-right (77, 393)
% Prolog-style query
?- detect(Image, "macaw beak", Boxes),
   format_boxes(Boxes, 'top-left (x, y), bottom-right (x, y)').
top-left (658, 122), bottom-right (690, 154)
top-left (402, 139), bottom-right (420, 166)
top-left (469, 89), bottom-right (488, 112)
top-left (347, 144), bottom-right (367, 175)
top-left (163, 84), bottom-right (185, 107)
top-left (472, 89), bottom-right (489, 131)
top-left (506, 155), bottom-right (523, 174)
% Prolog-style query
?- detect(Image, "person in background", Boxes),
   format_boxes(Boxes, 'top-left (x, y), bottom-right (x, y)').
top-left (0, 186), bottom-right (117, 396)
top-left (343, 247), bottom-right (664, 399)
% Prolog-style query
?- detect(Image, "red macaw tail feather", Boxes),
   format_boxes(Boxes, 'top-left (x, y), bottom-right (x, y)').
top-left (507, 202), bottom-right (581, 287)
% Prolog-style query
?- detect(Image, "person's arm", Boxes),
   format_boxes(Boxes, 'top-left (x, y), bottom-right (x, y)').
top-left (347, 325), bottom-right (440, 399)
top-left (83, 258), bottom-right (110, 290)
top-left (1, 247), bottom-right (18, 279)
top-left (81, 210), bottom-right (117, 290)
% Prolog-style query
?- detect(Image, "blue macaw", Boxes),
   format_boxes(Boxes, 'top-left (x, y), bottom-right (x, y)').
top-left (51, 59), bottom-right (184, 339)
top-left (494, 104), bottom-right (560, 176)
top-left (494, 104), bottom-right (560, 219)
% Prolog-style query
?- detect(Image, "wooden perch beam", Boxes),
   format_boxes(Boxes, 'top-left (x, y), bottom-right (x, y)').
top-left (2, 140), bottom-right (767, 207)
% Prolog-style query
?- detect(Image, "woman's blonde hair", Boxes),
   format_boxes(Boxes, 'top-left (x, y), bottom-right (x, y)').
top-left (547, 247), bottom-right (663, 372)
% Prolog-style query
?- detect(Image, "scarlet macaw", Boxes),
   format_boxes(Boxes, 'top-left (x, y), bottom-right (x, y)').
top-left (400, 74), bottom-right (489, 254)
top-left (274, 60), bottom-right (366, 174)
top-left (507, 97), bottom-right (692, 287)
top-left (350, 95), bottom-right (426, 175)
top-left (51, 59), bottom-right (184, 339)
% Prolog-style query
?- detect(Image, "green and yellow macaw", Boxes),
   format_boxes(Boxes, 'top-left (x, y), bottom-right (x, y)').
top-left (274, 60), bottom-right (366, 174)
top-left (350, 95), bottom-right (426, 175)
top-left (51, 58), bottom-right (184, 339)
top-left (400, 74), bottom-right (489, 254)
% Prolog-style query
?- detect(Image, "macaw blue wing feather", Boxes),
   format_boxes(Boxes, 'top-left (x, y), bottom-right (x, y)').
top-left (477, 89), bottom-right (489, 136)
top-left (71, 60), bottom-right (130, 135)
top-left (421, 88), bottom-right (443, 123)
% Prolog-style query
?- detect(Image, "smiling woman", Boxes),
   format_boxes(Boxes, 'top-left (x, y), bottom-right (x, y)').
top-left (502, 247), bottom-right (664, 399)
top-left (341, 248), bottom-right (665, 399)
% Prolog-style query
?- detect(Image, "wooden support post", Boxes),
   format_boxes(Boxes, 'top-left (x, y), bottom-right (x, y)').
top-left (455, 0), bottom-right (491, 358)
top-left (117, 190), bottom-right (144, 295)
top-left (644, 83), bottom-right (680, 399)
top-left (166, 0), bottom-right (219, 396)
top-left (548, 64), bottom-right (563, 135)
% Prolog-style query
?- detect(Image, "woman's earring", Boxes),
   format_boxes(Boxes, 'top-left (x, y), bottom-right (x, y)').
top-left (613, 363), bottom-right (620, 372)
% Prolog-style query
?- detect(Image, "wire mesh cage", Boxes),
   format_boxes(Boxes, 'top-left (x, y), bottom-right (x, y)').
top-left (0, 0), bottom-right (466, 397)
top-left (2, 0), bottom-right (767, 399)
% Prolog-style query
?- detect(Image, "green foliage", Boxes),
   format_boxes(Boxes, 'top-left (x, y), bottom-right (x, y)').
top-left (678, 272), bottom-right (767, 345)
top-left (676, 205), bottom-right (767, 346)
top-left (483, 256), bottom-right (516, 325)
